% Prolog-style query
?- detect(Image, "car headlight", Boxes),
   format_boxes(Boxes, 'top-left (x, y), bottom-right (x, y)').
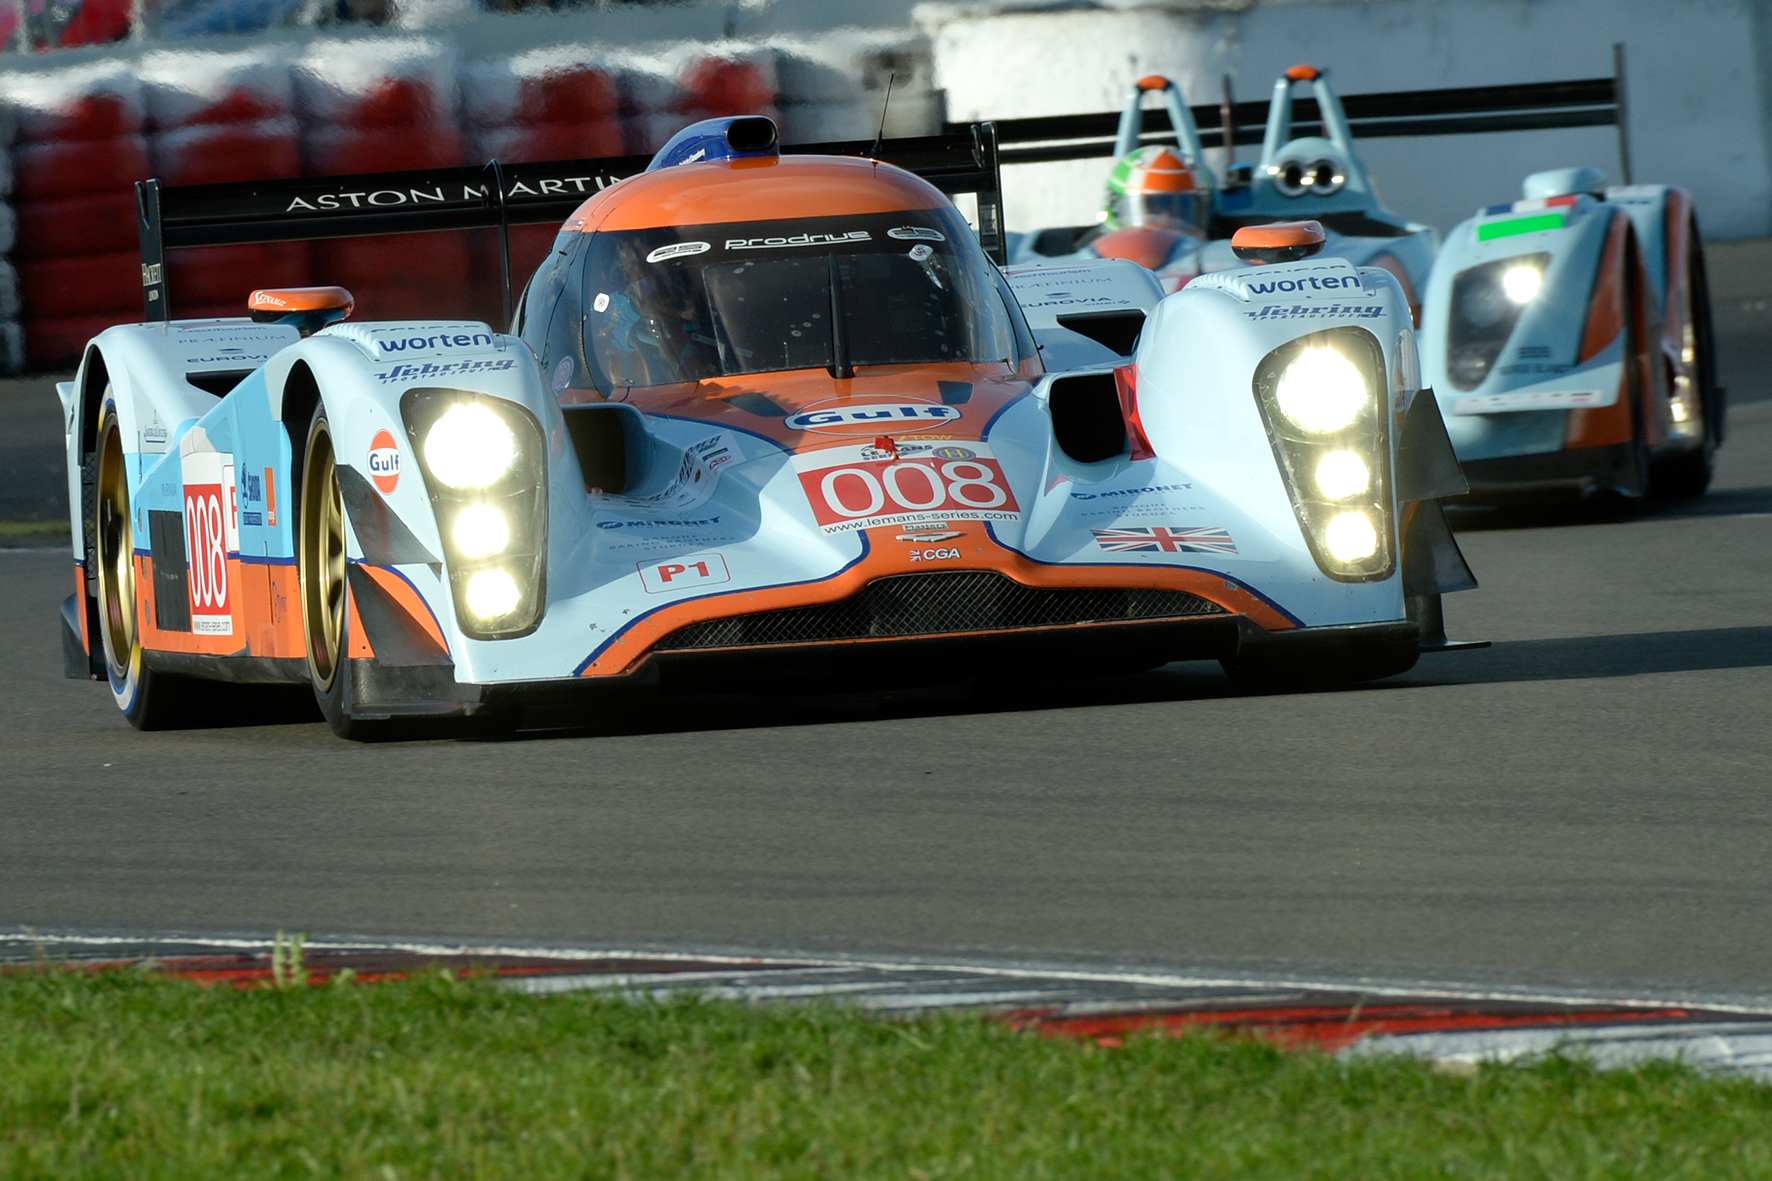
top-left (1445, 252), bottom-right (1550, 391)
top-left (423, 403), bottom-right (517, 489)
top-left (1314, 450), bottom-right (1370, 500)
top-left (1274, 346), bottom-right (1368, 433)
top-left (1501, 263), bottom-right (1542, 304)
top-left (1252, 328), bottom-right (1393, 582)
top-left (452, 504), bottom-right (510, 558)
top-left (402, 389), bottom-right (548, 639)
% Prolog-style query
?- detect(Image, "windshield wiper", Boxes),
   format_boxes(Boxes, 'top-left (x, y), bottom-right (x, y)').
top-left (828, 253), bottom-right (854, 379)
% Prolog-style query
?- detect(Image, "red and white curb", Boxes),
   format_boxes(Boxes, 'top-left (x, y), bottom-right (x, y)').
top-left (8, 932), bottom-right (1772, 1081)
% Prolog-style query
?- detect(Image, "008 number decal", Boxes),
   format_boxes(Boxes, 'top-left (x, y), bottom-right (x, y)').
top-left (795, 446), bottom-right (1021, 534)
top-left (184, 487), bottom-right (230, 627)
top-left (179, 452), bottom-right (239, 636)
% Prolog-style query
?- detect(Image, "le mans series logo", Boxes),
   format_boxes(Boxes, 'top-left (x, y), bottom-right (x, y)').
top-left (368, 430), bottom-right (401, 494)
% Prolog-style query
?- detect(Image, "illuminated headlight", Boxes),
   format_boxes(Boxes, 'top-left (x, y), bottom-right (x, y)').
top-left (1252, 328), bottom-right (1393, 582)
top-left (465, 569), bottom-right (521, 620)
top-left (1314, 451), bottom-right (1370, 500)
top-left (1446, 252), bottom-right (1551, 391)
top-left (1324, 511), bottom-right (1378, 561)
top-left (452, 504), bottom-right (510, 558)
top-left (1274, 346), bottom-right (1368, 433)
top-left (1502, 264), bottom-right (1542, 304)
top-left (403, 389), bottom-right (548, 640)
top-left (423, 403), bottom-right (517, 489)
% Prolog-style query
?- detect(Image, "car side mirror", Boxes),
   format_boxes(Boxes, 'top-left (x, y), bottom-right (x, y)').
top-left (248, 286), bottom-right (354, 336)
top-left (1230, 220), bottom-right (1326, 265)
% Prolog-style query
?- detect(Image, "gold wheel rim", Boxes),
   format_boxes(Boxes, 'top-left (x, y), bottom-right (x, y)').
top-left (299, 418), bottom-right (347, 691)
top-left (95, 415), bottom-right (137, 683)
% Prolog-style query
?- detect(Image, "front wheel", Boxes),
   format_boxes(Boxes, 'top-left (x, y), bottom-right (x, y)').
top-left (298, 405), bottom-right (391, 741)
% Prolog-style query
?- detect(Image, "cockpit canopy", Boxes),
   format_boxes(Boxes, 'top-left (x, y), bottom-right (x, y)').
top-left (521, 206), bottom-right (1025, 395)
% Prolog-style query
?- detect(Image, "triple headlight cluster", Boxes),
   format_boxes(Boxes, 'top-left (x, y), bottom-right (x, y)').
top-left (1251, 327), bottom-right (1393, 582)
top-left (401, 388), bottom-right (547, 640)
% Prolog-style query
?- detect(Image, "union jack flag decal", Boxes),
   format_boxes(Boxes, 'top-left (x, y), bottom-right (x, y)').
top-left (1091, 526), bottom-right (1238, 555)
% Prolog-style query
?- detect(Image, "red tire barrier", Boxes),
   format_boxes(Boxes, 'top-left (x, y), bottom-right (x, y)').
top-left (466, 119), bottom-right (624, 166)
top-left (58, 0), bottom-right (132, 50)
top-left (142, 48), bottom-right (294, 128)
top-left (3, 66), bottom-right (144, 143)
top-left (152, 119), bottom-right (301, 187)
top-left (341, 283), bottom-right (477, 322)
top-left (296, 42), bottom-right (456, 127)
top-left (681, 53), bottom-right (777, 117)
top-left (301, 124), bottom-right (464, 177)
top-left (168, 242), bottom-right (312, 307)
top-left (18, 251), bottom-right (141, 317)
top-left (26, 312), bottom-right (132, 368)
top-left (463, 56), bottom-right (618, 127)
top-left (13, 135), bottom-right (150, 202)
top-left (313, 232), bottom-right (471, 291)
top-left (14, 193), bottom-right (140, 259)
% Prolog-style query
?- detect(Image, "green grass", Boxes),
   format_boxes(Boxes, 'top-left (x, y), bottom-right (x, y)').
top-left (4, 969), bottom-right (1771, 1180)
top-left (0, 519), bottom-right (70, 541)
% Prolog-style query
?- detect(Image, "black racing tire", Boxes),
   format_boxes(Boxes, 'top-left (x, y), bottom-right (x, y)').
top-left (1219, 644), bottom-right (1419, 695)
top-left (1649, 231), bottom-right (1719, 500)
top-left (93, 396), bottom-right (195, 729)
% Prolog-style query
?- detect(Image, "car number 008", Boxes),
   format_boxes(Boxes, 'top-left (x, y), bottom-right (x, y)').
top-left (184, 490), bottom-right (230, 612)
top-left (818, 461), bottom-right (1008, 518)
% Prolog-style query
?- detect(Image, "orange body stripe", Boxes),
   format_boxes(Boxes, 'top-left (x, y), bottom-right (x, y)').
top-left (358, 565), bottom-right (449, 653)
top-left (1566, 210), bottom-right (1636, 449)
top-left (1093, 226), bottom-right (1189, 270)
top-left (74, 566), bottom-right (89, 658)
top-left (1369, 253), bottom-right (1420, 329)
top-left (580, 523), bottom-right (1291, 678)
top-left (346, 581), bottom-right (374, 660)
top-left (133, 555), bottom-right (305, 660)
top-left (567, 155), bottom-right (947, 234)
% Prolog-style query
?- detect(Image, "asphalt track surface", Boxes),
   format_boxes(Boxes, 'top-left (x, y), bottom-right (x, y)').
top-left (4, 241), bottom-right (1772, 1005)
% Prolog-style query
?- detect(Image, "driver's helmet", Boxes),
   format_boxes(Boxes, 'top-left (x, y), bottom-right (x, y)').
top-left (1101, 146), bottom-right (1212, 234)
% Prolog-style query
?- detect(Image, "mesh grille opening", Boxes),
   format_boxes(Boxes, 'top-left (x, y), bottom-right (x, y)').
top-left (655, 571), bottom-right (1225, 652)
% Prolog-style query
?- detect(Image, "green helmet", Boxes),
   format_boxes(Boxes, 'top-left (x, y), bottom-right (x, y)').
top-left (1102, 146), bottom-right (1212, 233)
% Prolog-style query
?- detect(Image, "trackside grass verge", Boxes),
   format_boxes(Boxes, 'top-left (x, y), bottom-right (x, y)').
top-left (3, 969), bottom-right (1771, 1180)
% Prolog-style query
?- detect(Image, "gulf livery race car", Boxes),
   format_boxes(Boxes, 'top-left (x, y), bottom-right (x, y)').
top-left (1419, 167), bottom-right (1721, 500)
top-left (59, 116), bottom-right (1478, 740)
top-left (1009, 67), bottom-right (1439, 316)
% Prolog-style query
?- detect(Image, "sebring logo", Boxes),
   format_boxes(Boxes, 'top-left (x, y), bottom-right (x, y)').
top-left (367, 430), bottom-right (401, 494)
top-left (784, 399), bottom-right (962, 435)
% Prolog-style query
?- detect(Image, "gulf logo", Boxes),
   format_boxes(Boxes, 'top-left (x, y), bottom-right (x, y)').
top-left (368, 429), bottom-right (401, 494)
top-left (783, 398), bottom-right (961, 436)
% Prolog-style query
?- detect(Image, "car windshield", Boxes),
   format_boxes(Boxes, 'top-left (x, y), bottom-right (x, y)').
top-left (570, 209), bottom-right (1019, 392)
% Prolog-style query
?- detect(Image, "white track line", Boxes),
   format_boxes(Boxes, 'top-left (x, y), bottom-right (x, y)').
top-left (11, 930), bottom-right (1772, 1016)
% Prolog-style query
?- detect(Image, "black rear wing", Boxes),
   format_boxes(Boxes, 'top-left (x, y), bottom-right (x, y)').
top-left (976, 46), bottom-right (1631, 178)
top-left (137, 122), bottom-right (1007, 325)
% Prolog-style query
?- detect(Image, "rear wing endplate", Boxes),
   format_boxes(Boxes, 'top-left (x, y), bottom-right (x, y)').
top-left (977, 47), bottom-right (1631, 179)
top-left (138, 123), bottom-right (1007, 326)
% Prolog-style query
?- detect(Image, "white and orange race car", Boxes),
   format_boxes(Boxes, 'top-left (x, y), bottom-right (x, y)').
top-left (998, 60), bottom-right (1720, 502)
top-left (59, 116), bottom-right (1478, 739)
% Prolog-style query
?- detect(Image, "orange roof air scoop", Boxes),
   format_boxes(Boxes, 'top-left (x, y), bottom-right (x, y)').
top-left (248, 286), bottom-right (354, 336)
top-left (1230, 220), bottom-right (1326, 265)
top-left (1136, 75), bottom-right (1172, 91)
top-left (1285, 64), bottom-right (1321, 82)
